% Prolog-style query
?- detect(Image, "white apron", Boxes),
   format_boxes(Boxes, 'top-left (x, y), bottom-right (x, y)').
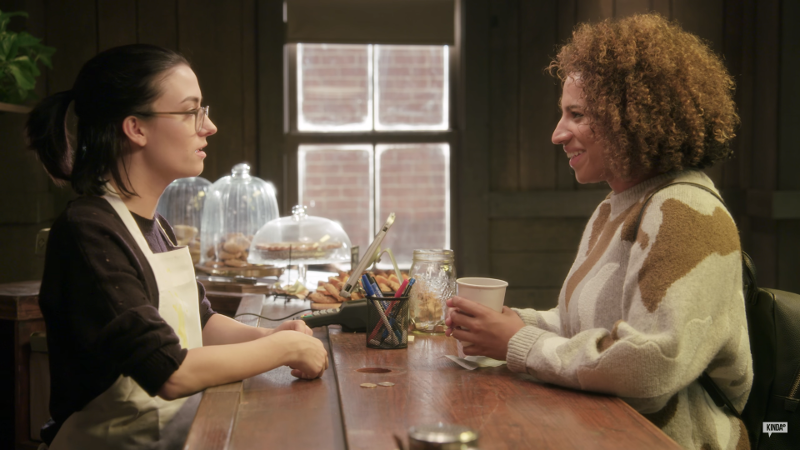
top-left (49, 191), bottom-right (204, 450)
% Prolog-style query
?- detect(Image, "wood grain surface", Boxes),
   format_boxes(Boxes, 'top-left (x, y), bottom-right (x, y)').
top-left (228, 297), bottom-right (345, 450)
top-left (185, 295), bottom-right (346, 450)
top-left (189, 295), bottom-right (680, 450)
top-left (328, 329), bottom-right (681, 450)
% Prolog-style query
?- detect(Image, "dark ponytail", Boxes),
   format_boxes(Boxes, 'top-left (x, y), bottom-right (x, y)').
top-left (26, 44), bottom-right (189, 196)
top-left (26, 90), bottom-right (75, 186)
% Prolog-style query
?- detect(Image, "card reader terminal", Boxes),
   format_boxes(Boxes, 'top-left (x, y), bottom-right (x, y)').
top-left (300, 299), bottom-right (368, 332)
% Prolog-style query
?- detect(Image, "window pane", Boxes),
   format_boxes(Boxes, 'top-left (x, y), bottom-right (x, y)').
top-left (297, 44), bottom-right (372, 131)
top-left (375, 45), bottom-right (448, 131)
top-left (298, 145), bottom-right (374, 253)
top-left (376, 144), bottom-right (450, 268)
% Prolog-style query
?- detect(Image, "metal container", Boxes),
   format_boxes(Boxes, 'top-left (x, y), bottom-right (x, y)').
top-left (408, 423), bottom-right (479, 450)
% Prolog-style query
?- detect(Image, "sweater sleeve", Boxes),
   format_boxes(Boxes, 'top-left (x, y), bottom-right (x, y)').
top-left (505, 191), bottom-right (750, 410)
top-left (61, 211), bottom-right (187, 396)
top-left (511, 307), bottom-right (562, 333)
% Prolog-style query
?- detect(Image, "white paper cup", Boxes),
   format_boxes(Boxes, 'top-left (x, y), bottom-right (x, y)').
top-left (454, 277), bottom-right (508, 353)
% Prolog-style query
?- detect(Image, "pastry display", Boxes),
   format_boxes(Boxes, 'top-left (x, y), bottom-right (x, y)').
top-left (203, 232), bottom-right (256, 268)
top-left (308, 270), bottom-right (408, 304)
top-left (173, 224), bottom-right (201, 264)
top-left (248, 205), bottom-right (352, 267)
top-left (254, 239), bottom-right (345, 261)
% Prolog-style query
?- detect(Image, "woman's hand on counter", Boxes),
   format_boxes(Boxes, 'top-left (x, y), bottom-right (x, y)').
top-left (158, 328), bottom-right (327, 400)
top-left (270, 330), bottom-right (329, 379)
top-left (272, 319), bottom-right (314, 336)
top-left (444, 296), bottom-right (525, 361)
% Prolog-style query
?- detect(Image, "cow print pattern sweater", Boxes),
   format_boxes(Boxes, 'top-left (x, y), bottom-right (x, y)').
top-left (506, 170), bottom-right (753, 450)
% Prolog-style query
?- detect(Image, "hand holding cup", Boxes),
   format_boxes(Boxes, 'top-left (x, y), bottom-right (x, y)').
top-left (445, 277), bottom-right (524, 361)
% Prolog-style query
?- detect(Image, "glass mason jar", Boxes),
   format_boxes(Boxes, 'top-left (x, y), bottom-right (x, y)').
top-left (408, 249), bottom-right (456, 334)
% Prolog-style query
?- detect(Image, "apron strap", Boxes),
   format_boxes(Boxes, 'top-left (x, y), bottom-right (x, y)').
top-left (102, 186), bottom-right (156, 259)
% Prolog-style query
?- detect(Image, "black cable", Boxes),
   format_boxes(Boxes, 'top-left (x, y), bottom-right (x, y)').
top-left (234, 309), bottom-right (313, 321)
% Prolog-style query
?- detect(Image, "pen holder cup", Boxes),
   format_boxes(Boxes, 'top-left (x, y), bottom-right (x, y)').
top-left (366, 296), bottom-right (409, 349)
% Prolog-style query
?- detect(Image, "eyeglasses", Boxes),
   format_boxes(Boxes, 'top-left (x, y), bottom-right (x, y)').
top-left (137, 106), bottom-right (210, 133)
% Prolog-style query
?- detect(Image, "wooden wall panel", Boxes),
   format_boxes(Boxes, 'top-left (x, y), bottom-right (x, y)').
top-left (241, 0), bottom-right (257, 180)
top-left (651, 0), bottom-right (671, 17)
top-left (257, 0), bottom-right (286, 213)
top-left (615, 0), bottom-right (650, 17)
top-left (673, 0), bottom-right (724, 53)
top-left (178, 0), bottom-right (251, 184)
top-left (779, 0), bottom-right (800, 191)
top-left (576, 0), bottom-right (613, 23)
top-left (138, 0), bottom-right (178, 49)
top-left (491, 219), bottom-right (586, 252)
top-left (489, 0), bottom-right (520, 192)
top-left (748, 0), bottom-right (780, 287)
top-left (518, 0), bottom-right (558, 190)
top-left (97, 0), bottom-right (137, 51)
top-left (556, 0), bottom-right (577, 189)
top-left (45, 0), bottom-right (97, 93)
top-left (777, 0), bottom-right (800, 292)
top-left (456, 0), bottom-right (492, 277)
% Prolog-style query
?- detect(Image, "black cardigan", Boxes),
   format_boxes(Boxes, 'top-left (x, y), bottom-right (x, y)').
top-left (38, 196), bottom-right (215, 428)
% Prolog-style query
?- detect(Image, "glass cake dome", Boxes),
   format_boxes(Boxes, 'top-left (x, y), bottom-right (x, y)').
top-left (156, 176), bottom-right (211, 264)
top-left (199, 163), bottom-right (280, 272)
top-left (249, 205), bottom-right (351, 266)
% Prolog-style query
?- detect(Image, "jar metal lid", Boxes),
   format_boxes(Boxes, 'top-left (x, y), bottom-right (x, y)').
top-left (412, 249), bottom-right (454, 262)
top-left (408, 423), bottom-right (479, 446)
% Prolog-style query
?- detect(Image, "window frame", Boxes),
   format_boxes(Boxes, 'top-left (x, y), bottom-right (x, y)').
top-left (283, 43), bottom-right (459, 249)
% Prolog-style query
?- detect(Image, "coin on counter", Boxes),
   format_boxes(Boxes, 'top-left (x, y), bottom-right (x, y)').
top-left (377, 382), bottom-right (395, 387)
top-left (360, 383), bottom-right (378, 388)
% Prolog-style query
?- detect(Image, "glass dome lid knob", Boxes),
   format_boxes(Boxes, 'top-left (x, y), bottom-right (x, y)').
top-left (291, 205), bottom-right (308, 221)
top-left (231, 162), bottom-right (251, 178)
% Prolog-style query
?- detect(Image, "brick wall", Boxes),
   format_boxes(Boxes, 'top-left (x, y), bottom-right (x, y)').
top-left (299, 44), bottom-right (370, 130)
top-left (376, 46), bottom-right (446, 129)
top-left (299, 44), bottom-right (447, 129)
top-left (299, 146), bottom-right (372, 251)
top-left (378, 144), bottom-right (449, 266)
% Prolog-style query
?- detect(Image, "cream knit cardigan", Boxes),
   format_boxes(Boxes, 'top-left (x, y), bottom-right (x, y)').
top-left (507, 170), bottom-right (753, 450)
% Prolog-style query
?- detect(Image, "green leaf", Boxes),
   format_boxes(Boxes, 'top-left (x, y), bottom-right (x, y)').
top-left (15, 32), bottom-right (40, 48)
top-left (0, 11), bottom-right (28, 33)
top-left (0, 33), bottom-right (14, 60)
top-left (8, 64), bottom-right (34, 90)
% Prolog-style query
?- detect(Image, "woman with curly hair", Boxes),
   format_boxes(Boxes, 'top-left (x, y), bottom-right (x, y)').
top-left (446, 14), bottom-right (751, 449)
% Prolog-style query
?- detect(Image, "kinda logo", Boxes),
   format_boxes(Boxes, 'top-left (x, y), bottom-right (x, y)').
top-left (763, 422), bottom-right (788, 437)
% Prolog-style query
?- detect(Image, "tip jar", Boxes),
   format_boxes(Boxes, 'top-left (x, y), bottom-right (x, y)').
top-left (156, 177), bottom-right (211, 264)
top-left (199, 163), bottom-right (280, 273)
top-left (408, 249), bottom-right (456, 334)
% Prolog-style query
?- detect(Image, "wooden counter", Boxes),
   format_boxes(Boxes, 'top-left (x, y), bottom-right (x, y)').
top-left (186, 296), bottom-right (681, 450)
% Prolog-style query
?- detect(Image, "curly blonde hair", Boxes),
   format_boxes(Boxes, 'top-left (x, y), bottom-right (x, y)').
top-left (550, 14), bottom-right (739, 180)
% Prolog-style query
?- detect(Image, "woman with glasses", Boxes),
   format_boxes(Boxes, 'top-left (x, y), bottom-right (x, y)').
top-left (27, 44), bottom-right (328, 450)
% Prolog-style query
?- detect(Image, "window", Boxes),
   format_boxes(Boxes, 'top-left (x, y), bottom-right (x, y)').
top-left (287, 43), bottom-right (453, 267)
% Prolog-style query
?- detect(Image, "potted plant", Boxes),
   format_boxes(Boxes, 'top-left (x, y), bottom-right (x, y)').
top-left (0, 9), bottom-right (55, 113)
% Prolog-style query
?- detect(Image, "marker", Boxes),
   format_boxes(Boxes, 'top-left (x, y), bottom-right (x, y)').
top-left (402, 278), bottom-right (416, 297)
top-left (395, 279), bottom-right (409, 298)
top-left (366, 273), bottom-right (383, 298)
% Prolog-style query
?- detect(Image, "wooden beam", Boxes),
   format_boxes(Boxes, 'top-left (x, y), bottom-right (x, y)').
top-left (456, 0), bottom-right (492, 276)
top-left (746, 190), bottom-right (800, 219)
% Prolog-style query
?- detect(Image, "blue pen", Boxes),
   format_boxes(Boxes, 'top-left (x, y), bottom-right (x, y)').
top-left (361, 274), bottom-right (375, 297)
